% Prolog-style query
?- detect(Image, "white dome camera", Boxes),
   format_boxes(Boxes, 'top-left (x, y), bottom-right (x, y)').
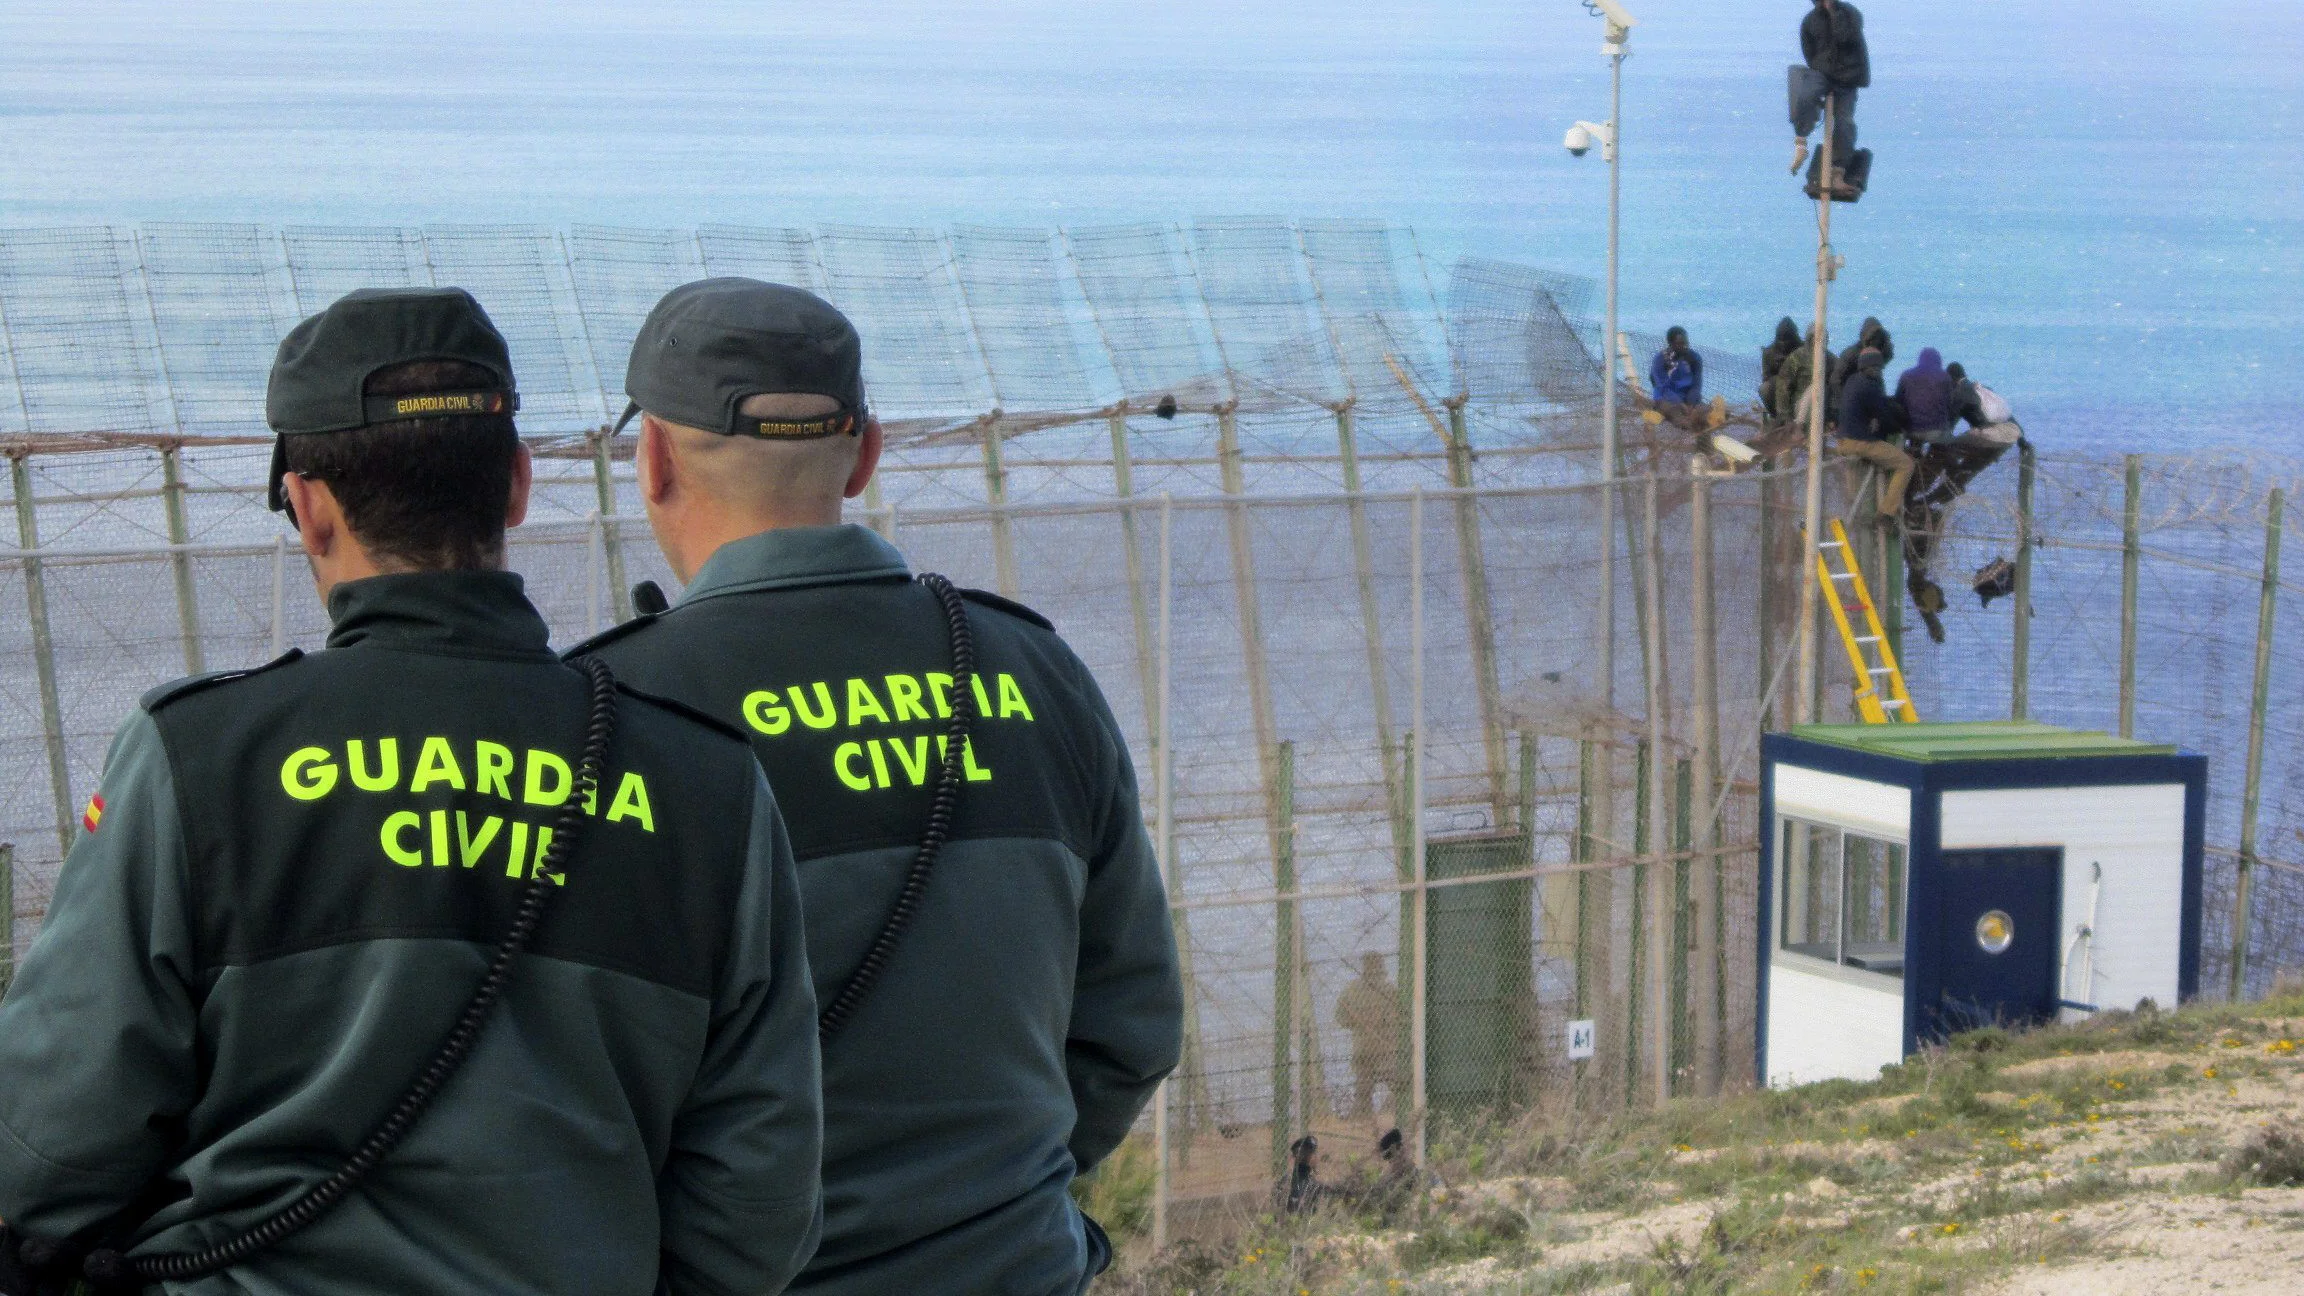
top-left (1563, 121), bottom-right (1612, 161)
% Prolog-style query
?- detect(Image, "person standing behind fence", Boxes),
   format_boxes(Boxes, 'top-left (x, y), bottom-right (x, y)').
top-left (1336, 953), bottom-right (1405, 1127)
top-left (569, 278), bottom-right (1183, 1296)
top-left (0, 288), bottom-right (823, 1296)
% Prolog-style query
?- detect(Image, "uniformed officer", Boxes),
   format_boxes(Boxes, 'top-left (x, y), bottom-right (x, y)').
top-left (570, 278), bottom-right (1182, 1296)
top-left (0, 288), bottom-right (823, 1295)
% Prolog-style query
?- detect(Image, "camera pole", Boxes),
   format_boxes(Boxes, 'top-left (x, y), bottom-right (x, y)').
top-left (1597, 26), bottom-right (1625, 723)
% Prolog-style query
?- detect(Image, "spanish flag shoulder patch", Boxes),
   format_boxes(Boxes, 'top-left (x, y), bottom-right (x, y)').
top-left (82, 793), bottom-right (106, 834)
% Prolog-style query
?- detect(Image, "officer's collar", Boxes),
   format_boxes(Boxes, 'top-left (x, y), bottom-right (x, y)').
top-left (678, 523), bottom-right (911, 607)
top-left (325, 569), bottom-right (555, 659)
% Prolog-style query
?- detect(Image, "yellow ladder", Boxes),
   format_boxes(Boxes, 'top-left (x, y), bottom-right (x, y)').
top-left (1813, 518), bottom-right (1920, 723)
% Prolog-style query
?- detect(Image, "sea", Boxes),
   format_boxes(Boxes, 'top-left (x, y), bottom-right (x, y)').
top-left (0, 0), bottom-right (2298, 453)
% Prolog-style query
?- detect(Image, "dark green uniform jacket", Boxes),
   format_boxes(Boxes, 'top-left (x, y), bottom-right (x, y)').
top-left (0, 572), bottom-right (822, 1296)
top-left (573, 525), bottom-right (1182, 1296)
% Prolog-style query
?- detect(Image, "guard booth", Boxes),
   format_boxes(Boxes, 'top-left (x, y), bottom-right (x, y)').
top-left (1757, 722), bottom-right (2205, 1089)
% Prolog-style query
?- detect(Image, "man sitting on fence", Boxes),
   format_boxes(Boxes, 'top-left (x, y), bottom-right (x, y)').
top-left (1647, 327), bottom-right (1706, 431)
top-left (1832, 347), bottom-right (1913, 526)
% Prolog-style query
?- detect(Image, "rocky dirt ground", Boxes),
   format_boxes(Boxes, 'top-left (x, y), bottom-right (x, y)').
top-left (1086, 986), bottom-right (2304, 1294)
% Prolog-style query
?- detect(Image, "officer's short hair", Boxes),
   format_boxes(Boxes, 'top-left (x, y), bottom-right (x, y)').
top-left (658, 392), bottom-right (860, 508)
top-left (283, 359), bottom-right (519, 569)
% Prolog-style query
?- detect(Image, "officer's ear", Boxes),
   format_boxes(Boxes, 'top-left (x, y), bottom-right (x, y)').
top-left (281, 471), bottom-right (344, 560)
top-left (635, 414), bottom-right (678, 507)
top-left (842, 417), bottom-right (883, 501)
top-left (504, 441), bottom-right (533, 529)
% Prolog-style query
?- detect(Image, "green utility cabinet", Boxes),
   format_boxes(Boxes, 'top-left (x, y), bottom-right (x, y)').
top-left (1423, 830), bottom-right (1538, 1115)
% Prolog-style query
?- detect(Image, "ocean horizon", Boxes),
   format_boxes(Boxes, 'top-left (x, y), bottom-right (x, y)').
top-left (1, 0), bottom-right (2297, 452)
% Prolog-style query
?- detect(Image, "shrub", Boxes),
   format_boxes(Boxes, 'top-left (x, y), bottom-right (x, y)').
top-left (2225, 1123), bottom-right (2304, 1187)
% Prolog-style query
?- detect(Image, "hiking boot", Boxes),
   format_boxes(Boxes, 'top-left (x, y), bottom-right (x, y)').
top-left (1790, 137), bottom-right (1809, 174)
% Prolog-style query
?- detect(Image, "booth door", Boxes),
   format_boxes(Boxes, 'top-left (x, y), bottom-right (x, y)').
top-left (1931, 849), bottom-right (2062, 1038)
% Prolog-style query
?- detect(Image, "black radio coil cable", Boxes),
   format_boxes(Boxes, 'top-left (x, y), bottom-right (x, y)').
top-left (69, 656), bottom-right (621, 1288)
top-left (815, 572), bottom-right (975, 1041)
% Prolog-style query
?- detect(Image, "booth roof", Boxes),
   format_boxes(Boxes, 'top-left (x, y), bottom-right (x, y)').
top-left (1788, 721), bottom-right (2179, 763)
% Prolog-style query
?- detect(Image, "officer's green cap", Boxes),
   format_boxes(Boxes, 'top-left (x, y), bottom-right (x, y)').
top-left (616, 278), bottom-right (866, 441)
top-left (265, 287), bottom-right (520, 513)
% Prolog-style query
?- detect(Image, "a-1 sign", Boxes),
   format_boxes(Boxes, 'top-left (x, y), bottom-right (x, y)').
top-left (1567, 1018), bottom-right (1596, 1061)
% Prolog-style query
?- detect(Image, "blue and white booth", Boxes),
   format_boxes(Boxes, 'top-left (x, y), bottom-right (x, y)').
top-left (1757, 722), bottom-right (2205, 1088)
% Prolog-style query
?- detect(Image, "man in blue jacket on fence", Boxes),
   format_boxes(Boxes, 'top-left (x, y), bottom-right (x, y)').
top-left (1649, 327), bottom-right (1704, 430)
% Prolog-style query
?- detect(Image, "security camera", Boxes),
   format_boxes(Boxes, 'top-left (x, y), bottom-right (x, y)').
top-left (1589, 0), bottom-right (1640, 34)
top-left (1564, 120), bottom-right (1613, 161)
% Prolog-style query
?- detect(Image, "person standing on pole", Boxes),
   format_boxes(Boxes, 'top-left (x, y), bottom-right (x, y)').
top-left (571, 278), bottom-right (1183, 1296)
top-left (1788, 0), bottom-right (1871, 199)
top-left (0, 288), bottom-right (823, 1295)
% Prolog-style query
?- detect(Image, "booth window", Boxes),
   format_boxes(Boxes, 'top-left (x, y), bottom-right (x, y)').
top-left (1777, 817), bottom-right (1906, 976)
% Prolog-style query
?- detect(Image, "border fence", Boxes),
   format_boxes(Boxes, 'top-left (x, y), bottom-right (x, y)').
top-left (3, 221), bottom-right (2303, 1243)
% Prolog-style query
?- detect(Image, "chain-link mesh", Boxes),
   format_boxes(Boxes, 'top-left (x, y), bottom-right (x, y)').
top-left (0, 228), bottom-right (172, 438)
top-left (3, 219), bottom-right (2299, 1243)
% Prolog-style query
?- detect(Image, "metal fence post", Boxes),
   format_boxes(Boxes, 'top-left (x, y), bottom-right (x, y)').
top-left (1, 842), bottom-right (14, 1001)
top-left (1407, 487), bottom-right (1429, 1167)
top-left (1151, 492), bottom-right (1175, 1251)
top-left (861, 478), bottom-right (894, 542)
top-left (979, 415), bottom-right (1018, 599)
top-left (590, 431), bottom-right (632, 623)
top-left (2011, 440), bottom-right (2036, 720)
top-left (160, 444), bottom-right (205, 675)
top-left (2119, 454), bottom-right (2142, 738)
top-left (1334, 405), bottom-right (1411, 881)
top-left (1626, 739), bottom-right (1650, 1110)
top-left (2231, 487), bottom-right (2282, 1001)
top-left (1216, 405), bottom-right (1288, 974)
top-left (1570, 733), bottom-right (1596, 1114)
top-left (1110, 415), bottom-right (1162, 744)
top-left (1639, 474), bottom-right (1671, 1106)
top-left (11, 454), bottom-right (76, 860)
top-left (1442, 401), bottom-right (1510, 821)
top-left (1758, 469), bottom-right (1779, 730)
top-left (270, 533), bottom-right (290, 657)
top-left (1672, 757), bottom-right (1693, 1096)
top-left (1269, 739), bottom-right (1297, 1181)
top-left (1688, 458), bottom-right (1721, 1094)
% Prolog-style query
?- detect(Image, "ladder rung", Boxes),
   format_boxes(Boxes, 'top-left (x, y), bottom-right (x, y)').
top-left (1829, 571), bottom-right (1857, 580)
top-left (1854, 635), bottom-right (1880, 644)
top-left (1820, 539), bottom-right (1848, 549)
top-left (1868, 667), bottom-right (1894, 675)
top-left (1884, 699), bottom-right (1912, 709)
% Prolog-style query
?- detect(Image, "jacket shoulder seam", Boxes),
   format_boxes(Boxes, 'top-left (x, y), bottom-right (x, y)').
top-left (957, 587), bottom-right (1054, 631)
top-left (140, 649), bottom-right (305, 713)
top-left (614, 681), bottom-right (752, 745)
top-left (563, 612), bottom-right (662, 658)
